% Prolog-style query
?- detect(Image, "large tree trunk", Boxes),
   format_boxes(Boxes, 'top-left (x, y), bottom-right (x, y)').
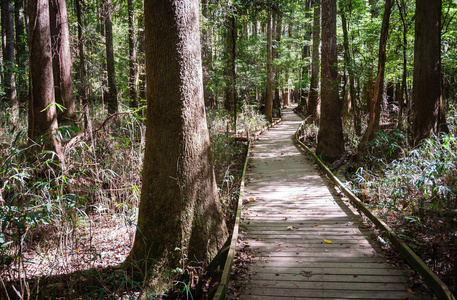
top-left (103, 0), bottom-right (117, 114)
top-left (316, 0), bottom-right (344, 161)
top-left (50, 0), bottom-right (76, 123)
top-left (126, 0), bottom-right (228, 293)
top-left (411, 0), bottom-right (443, 146)
top-left (300, 0), bottom-right (312, 109)
top-left (2, 0), bottom-right (18, 125)
top-left (361, 0), bottom-right (393, 143)
top-left (28, 0), bottom-right (62, 160)
top-left (127, 0), bottom-right (138, 108)
top-left (306, 0), bottom-right (320, 124)
top-left (15, 0), bottom-right (27, 102)
top-left (265, 10), bottom-right (273, 123)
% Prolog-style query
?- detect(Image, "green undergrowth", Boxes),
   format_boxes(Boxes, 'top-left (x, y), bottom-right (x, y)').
top-left (298, 110), bottom-right (457, 295)
top-left (0, 104), bottom-right (260, 298)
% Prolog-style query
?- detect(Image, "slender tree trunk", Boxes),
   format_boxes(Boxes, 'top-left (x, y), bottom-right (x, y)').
top-left (50, 0), bottom-right (76, 122)
top-left (127, 0), bottom-right (138, 108)
top-left (201, 0), bottom-right (213, 107)
top-left (103, 0), bottom-right (117, 114)
top-left (316, 0), bottom-right (344, 161)
top-left (15, 0), bottom-right (28, 102)
top-left (396, 0), bottom-right (408, 130)
top-left (224, 9), bottom-right (237, 125)
top-left (273, 12), bottom-right (282, 117)
top-left (2, 0), bottom-right (18, 125)
top-left (137, 6), bottom-right (145, 101)
top-left (340, 2), bottom-right (360, 135)
top-left (126, 0), bottom-right (228, 293)
top-left (300, 0), bottom-right (312, 108)
top-left (265, 10), bottom-right (273, 123)
top-left (306, 0), bottom-right (320, 124)
top-left (28, 0), bottom-right (62, 160)
top-left (361, 0), bottom-right (393, 143)
top-left (76, 0), bottom-right (88, 128)
top-left (411, 0), bottom-right (443, 146)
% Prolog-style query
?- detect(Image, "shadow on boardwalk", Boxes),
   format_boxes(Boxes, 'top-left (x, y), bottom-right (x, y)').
top-left (229, 107), bottom-right (426, 300)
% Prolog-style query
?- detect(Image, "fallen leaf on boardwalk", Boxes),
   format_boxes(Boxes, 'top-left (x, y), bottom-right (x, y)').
top-left (275, 249), bottom-right (283, 252)
top-left (324, 249), bottom-right (329, 252)
top-left (249, 197), bottom-right (254, 201)
top-left (407, 288), bottom-right (415, 294)
top-left (258, 283), bottom-right (269, 286)
top-left (295, 244), bottom-right (303, 247)
top-left (290, 197), bottom-right (298, 200)
top-left (314, 223), bottom-right (319, 226)
top-left (300, 270), bottom-right (313, 278)
top-left (323, 239), bottom-right (332, 244)
top-left (287, 226), bottom-right (298, 230)
top-left (286, 209), bottom-right (291, 211)
top-left (353, 275), bottom-right (359, 278)
top-left (297, 260), bottom-right (305, 264)
top-left (258, 175), bottom-right (263, 178)
top-left (275, 243), bottom-right (282, 246)
top-left (350, 250), bottom-right (354, 253)
top-left (282, 217), bottom-right (288, 221)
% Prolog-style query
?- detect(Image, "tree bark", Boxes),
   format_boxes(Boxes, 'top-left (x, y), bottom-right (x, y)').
top-left (265, 10), bottom-right (273, 123)
top-left (103, 0), bottom-right (117, 114)
top-left (300, 0), bottom-right (312, 109)
top-left (340, 1), bottom-right (360, 135)
top-left (137, 5), bottom-right (145, 101)
top-left (2, 0), bottom-right (18, 125)
top-left (75, 0), bottom-right (88, 128)
top-left (306, 0), bottom-right (320, 124)
top-left (126, 0), bottom-right (228, 292)
top-left (411, 0), bottom-right (443, 146)
top-left (396, 0), bottom-right (408, 130)
top-left (361, 0), bottom-right (392, 143)
top-left (316, 0), bottom-right (344, 161)
top-left (28, 0), bottom-right (62, 160)
top-left (127, 0), bottom-right (138, 108)
top-left (224, 9), bottom-right (237, 125)
top-left (273, 12), bottom-right (282, 117)
top-left (15, 0), bottom-right (27, 102)
top-left (50, 0), bottom-right (76, 123)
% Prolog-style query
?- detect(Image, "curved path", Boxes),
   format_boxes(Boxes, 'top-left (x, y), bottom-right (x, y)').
top-left (233, 107), bottom-right (423, 299)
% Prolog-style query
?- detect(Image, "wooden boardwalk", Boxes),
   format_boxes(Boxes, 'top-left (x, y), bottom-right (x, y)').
top-left (233, 107), bottom-right (424, 300)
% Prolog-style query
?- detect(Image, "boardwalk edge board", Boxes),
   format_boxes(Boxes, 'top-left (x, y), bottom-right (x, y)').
top-left (294, 122), bottom-right (456, 300)
top-left (213, 118), bottom-right (281, 300)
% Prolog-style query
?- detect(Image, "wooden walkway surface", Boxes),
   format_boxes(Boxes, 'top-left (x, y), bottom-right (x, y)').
top-left (232, 107), bottom-right (425, 300)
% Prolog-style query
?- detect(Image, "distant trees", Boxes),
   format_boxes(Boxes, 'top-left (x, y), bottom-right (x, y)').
top-left (306, 0), bottom-right (320, 124)
top-left (126, 0), bottom-right (228, 293)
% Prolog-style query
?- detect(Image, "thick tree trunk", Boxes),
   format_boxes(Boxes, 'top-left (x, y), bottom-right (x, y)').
top-left (126, 0), bottom-right (228, 293)
top-left (127, 0), bottom-right (138, 108)
top-left (2, 0), bottom-right (18, 125)
top-left (411, 0), bottom-right (443, 146)
top-left (50, 0), bottom-right (76, 123)
top-left (361, 0), bottom-right (392, 143)
top-left (265, 10), bottom-right (273, 123)
top-left (28, 0), bottom-right (62, 160)
top-left (316, 0), bottom-right (344, 161)
top-left (103, 0), bottom-right (117, 114)
top-left (306, 0), bottom-right (320, 124)
top-left (15, 0), bottom-right (27, 102)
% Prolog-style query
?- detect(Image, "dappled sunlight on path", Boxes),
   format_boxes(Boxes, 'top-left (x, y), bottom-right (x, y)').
top-left (231, 107), bottom-right (425, 300)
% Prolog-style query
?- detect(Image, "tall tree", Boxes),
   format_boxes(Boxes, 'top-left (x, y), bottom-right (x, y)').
top-left (28, 0), bottom-right (63, 160)
top-left (306, 0), bottom-right (320, 124)
top-left (103, 0), bottom-right (118, 114)
top-left (265, 10), bottom-right (273, 123)
top-left (411, 0), bottom-right (443, 146)
top-left (2, 0), bottom-right (18, 125)
top-left (224, 7), bottom-right (237, 125)
top-left (273, 11), bottom-right (282, 116)
top-left (300, 0), bottom-right (312, 109)
top-left (126, 0), bottom-right (228, 293)
top-left (49, 0), bottom-right (76, 122)
top-left (75, 0), bottom-right (88, 128)
top-left (396, 0), bottom-right (409, 130)
top-left (339, 0), bottom-right (360, 135)
top-left (361, 0), bottom-right (393, 142)
top-left (127, 0), bottom-right (138, 108)
top-left (316, 0), bottom-right (344, 161)
top-left (15, 0), bottom-right (27, 101)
